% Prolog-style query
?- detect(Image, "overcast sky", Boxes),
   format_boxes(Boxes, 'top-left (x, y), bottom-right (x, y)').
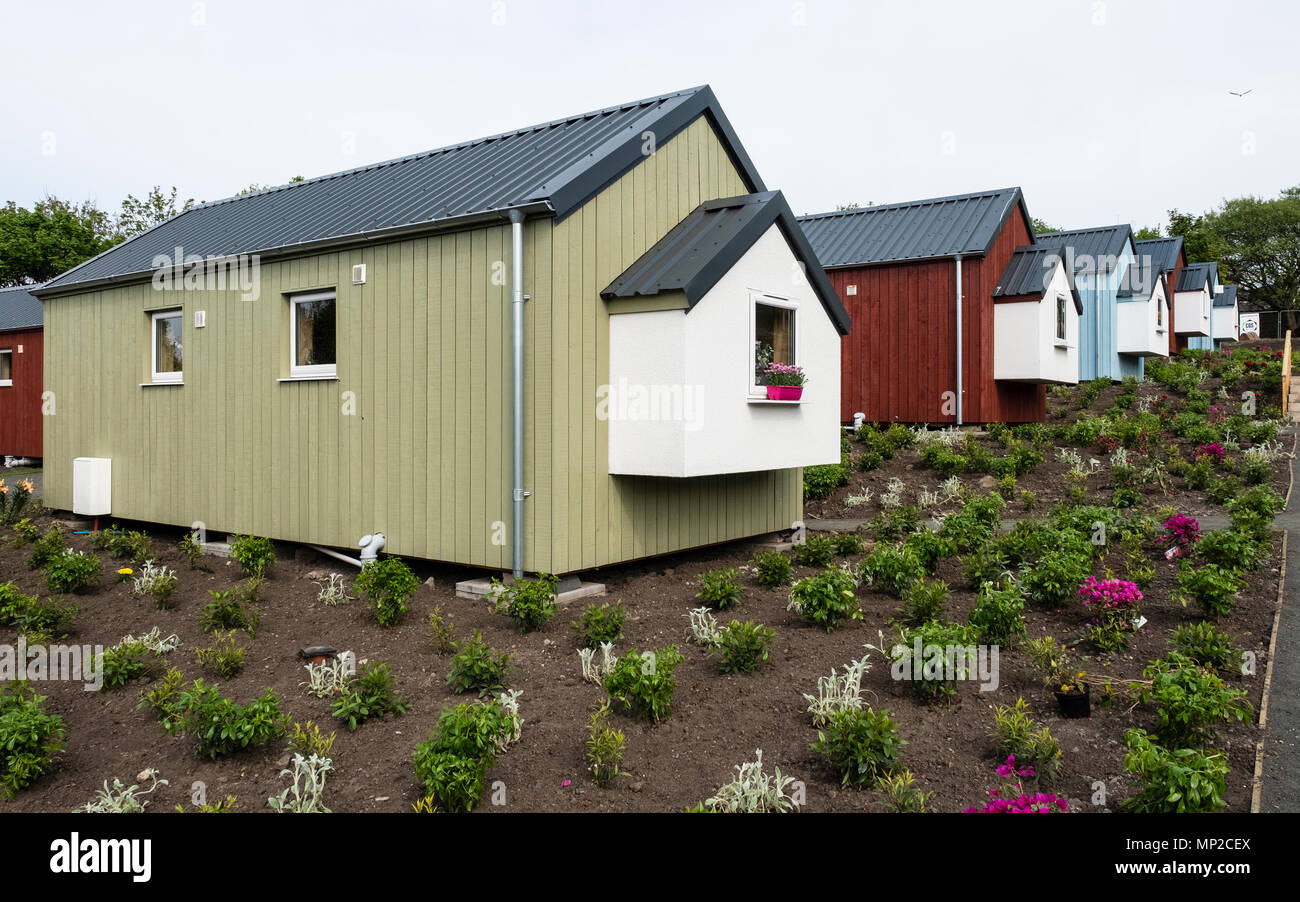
top-left (1, 0), bottom-right (1294, 232)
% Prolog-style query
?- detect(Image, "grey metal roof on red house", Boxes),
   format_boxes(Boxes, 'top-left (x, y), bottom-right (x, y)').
top-left (0, 284), bottom-right (44, 331)
top-left (1214, 284), bottom-right (1238, 308)
top-left (992, 245), bottom-right (1083, 313)
top-left (601, 191), bottom-right (851, 336)
top-left (796, 187), bottom-right (1032, 268)
top-left (1176, 261), bottom-right (1218, 292)
top-left (1133, 236), bottom-right (1185, 274)
top-left (37, 86), bottom-right (765, 296)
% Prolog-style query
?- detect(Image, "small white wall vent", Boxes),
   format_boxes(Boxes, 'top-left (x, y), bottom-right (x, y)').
top-left (73, 457), bottom-right (112, 516)
top-left (194, 310), bottom-right (206, 328)
top-left (352, 264), bottom-right (367, 285)
top-left (846, 285), bottom-right (857, 296)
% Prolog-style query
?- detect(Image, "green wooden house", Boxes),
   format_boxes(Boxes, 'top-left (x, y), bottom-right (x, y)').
top-left (34, 86), bottom-right (850, 575)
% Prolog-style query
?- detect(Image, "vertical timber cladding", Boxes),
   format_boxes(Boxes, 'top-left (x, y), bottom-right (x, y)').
top-left (828, 205), bottom-right (1043, 425)
top-left (0, 327), bottom-right (44, 458)
top-left (532, 115), bottom-right (801, 574)
top-left (41, 115), bottom-right (802, 574)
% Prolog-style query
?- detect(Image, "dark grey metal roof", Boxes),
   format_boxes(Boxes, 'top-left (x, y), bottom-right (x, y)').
top-left (1176, 261), bottom-right (1217, 292)
top-left (40, 85), bottom-right (765, 296)
top-left (1214, 284), bottom-right (1237, 308)
top-left (796, 187), bottom-right (1031, 267)
top-left (992, 245), bottom-right (1082, 313)
top-left (1034, 224), bottom-right (1133, 274)
top-left (0, 284), bottom-right (44, 331)
top-left (1133, 236), bottom-right (1184, 274)
top-left (1118, 254), bottom-right (1166, 299)
top-left (601, 191), bottom-right (850, 336)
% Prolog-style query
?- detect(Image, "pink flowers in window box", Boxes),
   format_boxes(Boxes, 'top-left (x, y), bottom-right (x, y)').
top-left (762, 363), bottom-right (806, 400)
top-left (1078, 576), bottom-right (1143, 612)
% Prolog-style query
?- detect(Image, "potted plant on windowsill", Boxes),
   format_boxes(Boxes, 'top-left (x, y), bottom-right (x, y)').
top-left (762, 363), bottom-right (806, 401)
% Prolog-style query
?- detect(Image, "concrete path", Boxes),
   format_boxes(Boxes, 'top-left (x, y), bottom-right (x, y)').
top-left (806, 514), bottom-right (1232, 532)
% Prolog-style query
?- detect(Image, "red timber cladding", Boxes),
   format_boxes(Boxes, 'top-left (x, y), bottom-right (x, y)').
top-left (0, 328), bottom-right (43, 458)
top-left (828, 210), bottom-right (1045, 424)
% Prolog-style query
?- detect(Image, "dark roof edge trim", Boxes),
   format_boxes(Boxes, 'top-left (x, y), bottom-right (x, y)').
top-left (549, 86), bottom-right (766, 224)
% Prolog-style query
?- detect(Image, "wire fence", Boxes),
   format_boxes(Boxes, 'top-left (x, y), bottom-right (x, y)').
top-left (1241, 309), bottom-right (1300, 339)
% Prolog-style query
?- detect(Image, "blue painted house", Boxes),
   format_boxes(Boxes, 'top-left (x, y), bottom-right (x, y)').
top-left (1035, 225), bottom-right (1164, 381)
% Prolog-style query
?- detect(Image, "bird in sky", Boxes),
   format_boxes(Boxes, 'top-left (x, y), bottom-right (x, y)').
top-left (1229, 89), bottom-right (1253, 97)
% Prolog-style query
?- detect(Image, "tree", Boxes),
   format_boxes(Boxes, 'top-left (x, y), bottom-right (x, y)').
top-left (0, 196), bottom-right (121, 287)
top-left (1208, 189), bottom-right (1300, 310)
top-left (238, 175), bottom-right (305, 196)
top-left (118, 186), bottom-right (194, 238)
top-left (1133, 225), bottom-right (1162, 241)
top-left (1166, 208), bottom-right (1226, 265)
top-left (1031, 217), bottom-right (1061, 235)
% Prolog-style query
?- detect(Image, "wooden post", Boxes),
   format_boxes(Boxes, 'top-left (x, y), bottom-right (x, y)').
top-left (1283, 329), bottom-right (1293, 418)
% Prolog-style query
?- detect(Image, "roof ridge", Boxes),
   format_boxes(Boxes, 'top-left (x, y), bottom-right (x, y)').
top-left (798, 186), bottom-right (1020, 221)
top-left (189, 86), bottom-right (709, 213)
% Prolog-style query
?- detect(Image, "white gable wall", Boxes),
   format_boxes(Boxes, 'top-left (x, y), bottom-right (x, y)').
top-left (608, 223), bottom-right (842, 477)
top-left (993, 258), bottom-right (1079, 384)
top-left (1118, 278), bottom-right (1169, 356)
top-left (1174, 286), bottom-right (1212, 336)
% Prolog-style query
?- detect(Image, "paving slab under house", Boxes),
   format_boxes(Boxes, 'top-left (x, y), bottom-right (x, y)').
top-left (0, 283), bottom-right (45, 464)
top-left (1033, 223), bottom-right (1169, 383)
top-left (32, 85), bottom-right (850, 576)
top-left (798, 187), bottom-right (1079, 425)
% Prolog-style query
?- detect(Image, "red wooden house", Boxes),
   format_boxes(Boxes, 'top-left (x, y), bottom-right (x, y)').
top-left (0, 284), bottom-right (44, 462)
top-left (799, 188), bottom-right (1079, 424)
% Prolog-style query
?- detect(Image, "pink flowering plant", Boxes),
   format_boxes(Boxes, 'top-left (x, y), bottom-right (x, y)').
top-left (1078, 576), bottom-right (1143, 614)
top-left (762, 363), bottom-right (807, 387)
top-left (1161, 513), bottom-right (1200, 551)
top-left (964, 755), bottom-right (1068, 814)
top-left (1195, 442), bottom-right (1225, 460)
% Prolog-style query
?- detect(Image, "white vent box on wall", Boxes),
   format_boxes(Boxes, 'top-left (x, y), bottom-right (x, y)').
top-left (72, 457), bottom-right (112, 516)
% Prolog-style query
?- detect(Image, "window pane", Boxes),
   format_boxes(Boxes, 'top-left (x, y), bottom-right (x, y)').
top-left (0, 352), bottom-right (10, 381)
top-left (1056, 296), bottom-right (1066, 340)
top-left (755, 303), bottom-right (795, 383)
top-left (295, 297), bottom-right (336, 367)
top-left (156, 313), bottom-right (182, 373)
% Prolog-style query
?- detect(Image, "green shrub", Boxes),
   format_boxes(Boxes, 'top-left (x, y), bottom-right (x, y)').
top-left (1122, 729), bottom-right (1227, 813)
top-left (332, 661), bottom-right (410, 731)
top-left (132, 560), bottom-right (179, 609)
top-left (871, 505), bottom-right (923, 543)
top-left (880, 769), bottom-right (930, 812)
top-left (968, 581), bottom-right (1026, 646)
top-left (1195, 528), bottom-right (1270, 572)
top-left (1172, 622), bottom-right (1241, 673)
top-left (1238, 456), bottom-right (1272, 486)
top-left (1020, 548), bottom-right (1091, 605)
top-left (803, 462), bottom-right (847, 500)
top-left (894, 577), bottom-right (948, 627)
top-left (891, 621), bottom-right (980, 701)
top-left (412, 699), bottom-right (513, 812)
top-left (196, 631), bottom-right (246, 679)
top-left (1177, 562), bottom-right (1244, 618)
top-left (858, 544), bottom-right (925, 598)
top-left (41, 549), bottom-right (100, 595)
top-left (411, 751), bottom-right (488, 814)
top-left (810, 708), bottom-right (904, 788)
top-left (571, 599), bottom-right (625, 648)
top-left (0, 683), bottom-right (66, 797)
top-left (162, 680), bottom-right (288, 759)
top-left (586, 699), bottom-right (627, 787)
top-left (902, 530), bottom-right (956, 574)
top-left (354, 555), bottom-right (419, 627)
top-left (447, 630), bottom-right (513, 696)
top-left (1227, 485), bottom-right (1283, 540)
top-left (696, 567), bottom-right (742, 610)
top-left (228, 534), bottom-right (275, 577)
top-left (961, 545), bottom-right (1010, 590)
top-left (0, 583), bottom-right (77, 640)
top-left (603, 645), bottom-right (684, 723)
top-left (1205, 476), bottom-right (1239, 506)
top-left (1139, 653), bottom-right (1252, 747)
top-left (179, 531), bottom-right (211, 571)
top-left (200, 586), bottom-right (260, 635)
top-left (787, 566), bottom-right (860, 631)
top-left (831, 532), bottom-right (865, 556)
top-left (9, 518), bottom-right (39, 544)
top-left (791, 535), bottom-right (835, 567)
top-left (100, 640), bottom-right (156, 691)
top-left (427, 606), bottom-right (457, 655)
top-left (919, 443), bottom-right (966, 478)
top-left (752, 551), bottom-right (794, 588)
top-left (939, 494), bottom-right (1005, 554)
top-left (990, 698), bottom-right (1062, 782)
top-left (997, 474), bottom-right (1017, 500)
top-left (491, 572), bottom-right (557, 634)
top-left (710, 620), bottom-right (775, 674)
top-left (88, 528), bottom-right (154, 564)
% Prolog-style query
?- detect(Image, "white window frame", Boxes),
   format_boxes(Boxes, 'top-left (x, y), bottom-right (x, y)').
top-left (150, 309), bottom-right (183, 384)
top-left (750, 292), bottom-right (798, 397)
top-left (1156, 296), bottom-right (1166, 333)
top-left (289, 290), bottom-right (338, 379)
top-left (1054, 293), bottom-right (1068, 344)
top-left (0, 349), bottom-right (11, 387)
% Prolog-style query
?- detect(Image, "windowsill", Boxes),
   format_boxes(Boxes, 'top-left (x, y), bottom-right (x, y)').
top-left (1053, 341), bottom-right (1072, 349)
top-left (0, 382), bottom-right (10, 388)
top-left (747, 397), bottom-right (801, 405)
top-left (278, 374), bottom-right (339, 383)
top-left (141, 381), bottom-right (183, 387)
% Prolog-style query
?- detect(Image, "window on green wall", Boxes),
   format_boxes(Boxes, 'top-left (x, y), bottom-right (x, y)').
top-left (289, 290), bottom-right (337, 378)
top-left (151, 309), bottom-right (183, 383)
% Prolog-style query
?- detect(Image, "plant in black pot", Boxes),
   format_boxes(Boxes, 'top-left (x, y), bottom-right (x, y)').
top-left (1025, 635), bottom-right (1090, 718)
top-left (1053, 671), bottom-right (1090, 718)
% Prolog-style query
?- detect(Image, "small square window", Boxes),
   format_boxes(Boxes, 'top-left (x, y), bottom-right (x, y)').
top-left (753, 297), bottom-right (796, 392)
top-left (151, 310), bottom-right (183, 383)
top-left (0, 350), bottom-right (11, 387)
top-left (290, 290), bottom-right (337, 378)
